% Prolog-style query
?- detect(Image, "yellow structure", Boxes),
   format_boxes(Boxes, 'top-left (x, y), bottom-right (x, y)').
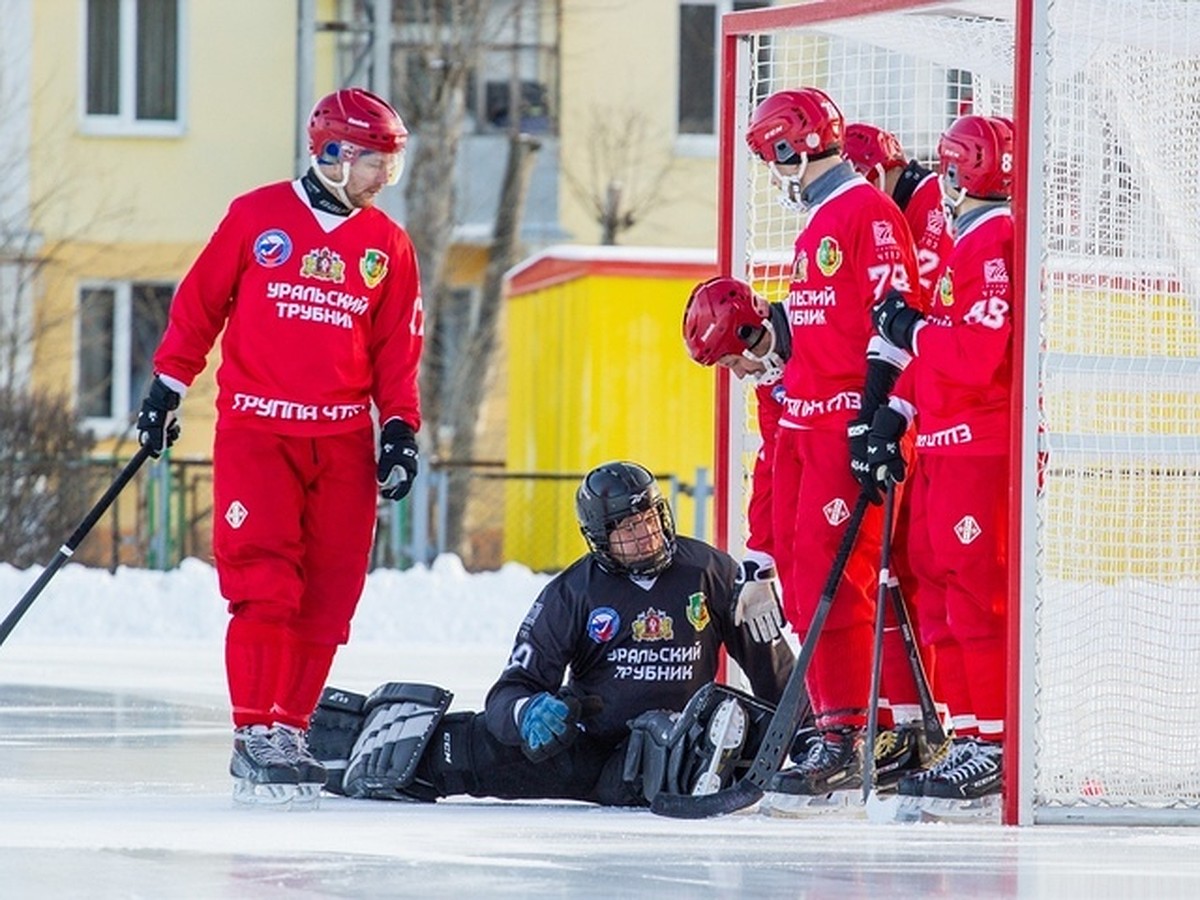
top-left (504, 246), bottom-right (718, 570)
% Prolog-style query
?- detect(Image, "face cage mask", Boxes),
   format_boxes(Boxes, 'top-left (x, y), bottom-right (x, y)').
top-left (588, 504), bottom-right (676, 578)
top-left (744, 324), bottom-right (785, 387)
top-left (768, 158), bottom-right (809, 213)
top-left (939, 171), bottom-right (967, 236)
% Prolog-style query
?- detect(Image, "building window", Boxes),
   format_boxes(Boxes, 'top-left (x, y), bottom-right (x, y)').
top-left (677, 0), bottom-right (768, 138)
top-left (78, 282), bottom-right (173, 426)
top-left (391, 0), bottom-right (558, 135)
top-left (84, 0), bottom-right (182, 132)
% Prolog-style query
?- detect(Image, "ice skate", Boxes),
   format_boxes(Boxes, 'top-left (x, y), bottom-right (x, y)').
top-left (872, 723), bottom-right (933, 792)
top-left (917, 740), bottom-right (1002, 821)
top-left (273, 724), bottom-right (328, 808)
top-left (230, 725), bottom-right (300, 808)
top-left (762, 727), bottom-right (863, 817)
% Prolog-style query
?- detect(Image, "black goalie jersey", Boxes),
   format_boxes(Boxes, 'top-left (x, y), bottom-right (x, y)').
top-left (484, 536), bottom-right (794, 748)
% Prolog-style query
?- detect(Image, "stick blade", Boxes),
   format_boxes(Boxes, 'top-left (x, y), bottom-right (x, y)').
top-left (649, 780), bottom-right (764, 819)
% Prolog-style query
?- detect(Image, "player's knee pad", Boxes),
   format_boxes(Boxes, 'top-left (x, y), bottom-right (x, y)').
top-left (310, 681), bottom-right (454, 800)
top-left (623, 682), bottom-right (777, 802)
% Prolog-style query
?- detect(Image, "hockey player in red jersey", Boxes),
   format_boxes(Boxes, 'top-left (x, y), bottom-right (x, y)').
top-left (866, 114), bottom-right (1016, 804)
top-left (683, 276), bottom-right (789, 645)
top-left (842, 123), bottom-right (957, 771)
top-left (843, 123), bottom-right (953, 305)
top-left (135, 87), bottom-right (424, 806)
top-left (743, 87), bottom-right (921, 801)
top-left (683, 275), bottom-right (935, 793)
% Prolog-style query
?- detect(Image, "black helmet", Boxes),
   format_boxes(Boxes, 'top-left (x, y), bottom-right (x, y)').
top-left (576, 461), bottom-right (676, 577)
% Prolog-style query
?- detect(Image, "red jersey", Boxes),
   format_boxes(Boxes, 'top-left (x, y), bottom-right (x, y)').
top-left (780, 176), bottom-right (920, 431)
top-left (154, 180), bottom-right (424, 436)
top-left (746, 379), bottom-right (785, 558)
top-left (903, 173), bottom-right (953, 306)
top-left (896, 206), bottom-right (1014, 456)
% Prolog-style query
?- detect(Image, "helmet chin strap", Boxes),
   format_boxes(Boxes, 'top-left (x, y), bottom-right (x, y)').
top-left (312, 157), bottom-right (354, 209)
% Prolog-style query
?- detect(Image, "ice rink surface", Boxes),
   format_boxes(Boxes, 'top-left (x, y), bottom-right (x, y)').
top-left (5, 641), bottom-right (1200, 899)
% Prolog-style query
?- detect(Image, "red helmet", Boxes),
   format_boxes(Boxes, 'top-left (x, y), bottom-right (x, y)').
top-left (936, 114), bottom-right (1014, 200)
top-left (843, 123), bottom-right (906, 178)
top-left (307, 88), bottom-right (408, 162)
top-left (745, 87), bottom-right (844, 165)
top-left (683, 277), bottom-right (771, 366)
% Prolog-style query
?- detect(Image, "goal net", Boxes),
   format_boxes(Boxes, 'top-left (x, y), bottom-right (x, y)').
top-left (716, 0), bottom-right (1200, 825)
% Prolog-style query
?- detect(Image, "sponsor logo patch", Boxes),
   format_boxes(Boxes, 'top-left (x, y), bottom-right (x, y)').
top-left (225, 500), bottom-right (248, 529)
top-left (822, 497), bottom-right (850, 526)
top-left (632, 607), bottom-right (674, 642)
top-left (816, 236), bottom-right (843, 276)
top-left (686, 593), bottom-right (710, 632)
top-left (587, 607), bottom-right (620, 643)
top-left (360, 249), bottom-right (389, 288)
top-left (300, 247), bottom-right (346, 283)
top-left (955, 515), bottom-right (982, 544)
top-left (253, 229), bottom-right (292, 268)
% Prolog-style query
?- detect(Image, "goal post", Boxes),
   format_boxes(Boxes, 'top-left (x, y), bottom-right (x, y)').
top-left (715, 0), bottom-right (1200, 825)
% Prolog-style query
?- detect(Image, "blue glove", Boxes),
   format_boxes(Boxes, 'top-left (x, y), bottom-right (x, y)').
top-left (519, 692), bottom-right (571, 753)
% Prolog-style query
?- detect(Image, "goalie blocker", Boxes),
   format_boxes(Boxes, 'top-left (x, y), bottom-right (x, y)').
top-left (307, 681), bottom-right (777, 806)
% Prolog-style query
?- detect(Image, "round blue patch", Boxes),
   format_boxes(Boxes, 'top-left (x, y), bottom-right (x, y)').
top-left (253, 229), bottom-right (292, 268)
top-left (587, 607), bottom-right (620, 644)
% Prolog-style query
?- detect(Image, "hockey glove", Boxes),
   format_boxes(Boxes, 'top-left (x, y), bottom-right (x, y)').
top-left (848, 409), bottom-right (880, 504)
top-left (733, 559), bottom-right (785, 643)
top-left (518, 691), bottom-right (582, 762)
top-left (872, 289), bottom-right (925, 353)
top-left (866, 405), bottom-right (909, 488)
top-left (136, 376), bottom-right (182, 458)
top-left (378, 418), bottom-right (419, 501)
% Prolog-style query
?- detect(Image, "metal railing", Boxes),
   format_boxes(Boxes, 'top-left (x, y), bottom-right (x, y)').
top-left (13, 456), bottom-right (713, 574)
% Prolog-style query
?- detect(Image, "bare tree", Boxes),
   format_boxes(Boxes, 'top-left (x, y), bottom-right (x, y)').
top-left (385, 0), bottom-right (544, 554)
top-left (563, 105), bottom-right (677, 245)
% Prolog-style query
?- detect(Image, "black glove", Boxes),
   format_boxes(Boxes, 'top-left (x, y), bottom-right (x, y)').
top-left (378, 419), bottom-right (419, 501)
top-left (866, 405), bottom-right (909, 489)
top-left (848, 409), bottom-right (881, 505)
top-left (872, 289), bottom-right (924, 353)
top-left (136, 376), bottom-right (182, 457)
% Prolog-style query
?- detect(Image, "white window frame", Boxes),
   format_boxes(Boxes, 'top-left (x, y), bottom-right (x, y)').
top-left (76, 280), bottom-right (173, 436)
top-left (674, 0), bottom-right (766, 157)
top-left (79, 0), bottom-right (188, 137)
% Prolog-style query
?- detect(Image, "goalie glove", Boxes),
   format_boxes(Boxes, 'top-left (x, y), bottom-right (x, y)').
top-left (733, 557), bottom-right (785, 643)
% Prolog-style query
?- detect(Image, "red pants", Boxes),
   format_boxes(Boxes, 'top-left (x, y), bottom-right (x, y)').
top-left (905, 452), bottom-right (1008, 739)
top-left (772, 426), bottom-right (883, 729)
top-left (213, 427), bottom-right (377, 728)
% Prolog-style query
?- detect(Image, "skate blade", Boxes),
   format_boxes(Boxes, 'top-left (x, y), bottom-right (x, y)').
top-left (760, 790), bottom-right (860, 818)
top-left (865, 791), bottom-right (924, 824)
top-left (918, 793), bottom-right (1001, 822)
top-left (290, 783), bottom-right (323, 810)
top-left (232, 779), bottom-right (299, 809)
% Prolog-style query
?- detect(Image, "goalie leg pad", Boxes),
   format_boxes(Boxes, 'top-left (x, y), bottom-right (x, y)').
top-left (622, 682), bottom-right (777, 803)
top-left (342, 682), bottom-right (454, 800)
top-left (305, 686), bottom-right (368, 795)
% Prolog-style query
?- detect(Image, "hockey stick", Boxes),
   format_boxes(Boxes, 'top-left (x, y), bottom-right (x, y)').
top-left (651, 491), bottom-right (871, 819)
top-left (862, 479), bottom-right (895, 804)
top-left (887, 577), bottom-right (946, 750)
top-left (0, 444), bottom-right (154, 648)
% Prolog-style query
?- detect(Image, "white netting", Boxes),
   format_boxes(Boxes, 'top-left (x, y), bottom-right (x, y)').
top-left (723, 0), bottom-right (1200, 822)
